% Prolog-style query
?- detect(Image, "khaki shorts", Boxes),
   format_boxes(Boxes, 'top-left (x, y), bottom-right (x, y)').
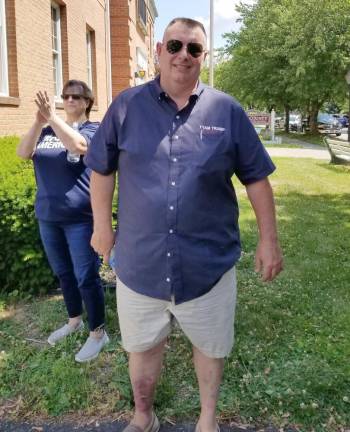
top-left (116, 266), bottom-right (237, 358)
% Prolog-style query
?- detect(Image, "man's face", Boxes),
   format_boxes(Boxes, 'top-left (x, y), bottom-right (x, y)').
top-left (157, 22), bottom-right (207, 86)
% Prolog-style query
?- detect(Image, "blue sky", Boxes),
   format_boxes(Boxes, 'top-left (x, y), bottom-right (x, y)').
top-left (154, 0), bottom-right (256, 49)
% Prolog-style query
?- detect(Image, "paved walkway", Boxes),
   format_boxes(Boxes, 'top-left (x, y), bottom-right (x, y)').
top-left (0, 420), bottom-right (270, 432)
top-left (267, 146), bottom-right (330, 160)
top-left (266, 136), bottom-right (330, 160)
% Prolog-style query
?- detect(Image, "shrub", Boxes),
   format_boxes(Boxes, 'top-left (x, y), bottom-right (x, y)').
top-left (0, 136), bottom-right (55, 295)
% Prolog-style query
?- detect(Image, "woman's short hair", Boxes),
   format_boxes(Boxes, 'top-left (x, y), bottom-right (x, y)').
top-left (62, 79), bottom-right (94, 118)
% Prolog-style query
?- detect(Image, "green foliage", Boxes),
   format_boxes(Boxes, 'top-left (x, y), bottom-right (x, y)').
top-left (216, 0), bottom-right (350, 122)
top-left (0, 137), bottom-right (55, 296)
top-left (0, 158), bottom-right (349, 430)
top-left (200, 66), bottom-right (209, 84)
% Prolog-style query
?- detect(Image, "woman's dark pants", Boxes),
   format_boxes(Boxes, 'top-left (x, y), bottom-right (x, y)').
top-left (38, 220), bottom-right (104, 331)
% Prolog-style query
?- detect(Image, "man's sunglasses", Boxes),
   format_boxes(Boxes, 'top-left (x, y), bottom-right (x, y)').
top-left (61, 94), bottom-right (86, 100)
top-left (166, 39), bottom-right (205, 58)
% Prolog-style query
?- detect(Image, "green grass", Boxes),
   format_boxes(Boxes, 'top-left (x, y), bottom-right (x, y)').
top-left (1, 158), bottom-right (350, 430)
top-left (276, 131), bottom-right (326, 146)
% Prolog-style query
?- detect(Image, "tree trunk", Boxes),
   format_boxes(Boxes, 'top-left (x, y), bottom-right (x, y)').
top-left (309, 101), bottom-right (320, 134)
top-left (284, 105), bottom-right (290, 133)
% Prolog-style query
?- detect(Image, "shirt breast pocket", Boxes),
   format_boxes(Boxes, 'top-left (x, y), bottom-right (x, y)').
top-left (195, 131), bottom-right (232, 172)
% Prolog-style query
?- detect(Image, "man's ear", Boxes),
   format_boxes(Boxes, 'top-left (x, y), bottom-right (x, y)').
top-left (203, 51), bottom-right (208, 62)
top-left (156, 41), bottom-right (162, 58)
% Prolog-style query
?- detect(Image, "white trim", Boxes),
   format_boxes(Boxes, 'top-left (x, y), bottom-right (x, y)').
top-left (0, 0), bottom-right (9, 96)
top-left (86, 30), bottom-right (93, 89)
top-left (51, 2), bottom-right (63, 99)
top-left (104, 0), bottom-right (112, 105)
top-left (135, 47), bottom-right (147, 85)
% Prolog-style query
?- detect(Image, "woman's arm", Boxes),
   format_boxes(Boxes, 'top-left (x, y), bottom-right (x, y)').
top-left (47, 114), bottom-right (88, 154)
top-left (17, 111), bottom-right (46, 159)
top-left (35, 91), bottom-right (89, 154)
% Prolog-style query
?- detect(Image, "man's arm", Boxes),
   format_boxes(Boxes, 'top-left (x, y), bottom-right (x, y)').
top-left (90, 171), bottom-right (116, 263)
top-left (245, 177), bottom-right (283, 282)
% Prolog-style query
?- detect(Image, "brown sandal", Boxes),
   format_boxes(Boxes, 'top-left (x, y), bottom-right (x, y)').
top-left (122, 412), bottom-right (160, 432)
top-left (195, 423), bottom-right (220, 432)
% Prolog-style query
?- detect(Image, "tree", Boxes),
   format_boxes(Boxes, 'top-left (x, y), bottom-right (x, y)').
top-left (216, 0), bottom-right (350, 133)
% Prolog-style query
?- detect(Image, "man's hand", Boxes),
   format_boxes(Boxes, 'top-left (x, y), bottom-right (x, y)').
top-left (245, 178), bottom-right (283, 282)
top-left (255, 239), bottom-right (283, 282)
top-left (34, 91), bottom-right (56, 122)
top-left (91, 226), bottom-right (115, 264)
top-left (89, 171), bottom-right (116, 264)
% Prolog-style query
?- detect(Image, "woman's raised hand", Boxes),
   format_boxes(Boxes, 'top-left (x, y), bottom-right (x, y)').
top-left (35, 109), bottom-right (47, 126)
top-left (34, 91), bottom-right (55, 121)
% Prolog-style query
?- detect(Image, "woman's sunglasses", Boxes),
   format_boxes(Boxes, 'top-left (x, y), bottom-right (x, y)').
top-left (61, 94), bottom-right (86, 100)
top-left (166, 39), bottom-right (206, 58)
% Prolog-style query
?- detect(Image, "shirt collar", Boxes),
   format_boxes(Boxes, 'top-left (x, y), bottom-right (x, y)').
top-left (150, 75), bottom-right (205, 103)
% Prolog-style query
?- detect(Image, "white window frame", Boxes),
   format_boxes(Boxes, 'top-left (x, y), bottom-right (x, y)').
top-left (51, 2), bottom-right (63, 99)
top-left (0, 0), bottom-right (9, 96)
top-left (86, 30), bottom-right (93, 89)
top-left (137, 0), bottom-right (147, 28)
top-left (135, 47), bottom-right (147, 86)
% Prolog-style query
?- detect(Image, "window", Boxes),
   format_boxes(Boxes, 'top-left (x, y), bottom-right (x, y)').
top-left (135, 47), bottom-right (147, 86)
top-left (86, 27), bottom-right (97, 102)
top-left (137, 0), bottom-right (147, 28)
top-left (0, 0), bottom-right (9, 95)
top-left (86, 30), bottom-right (92, 89)
top-left (51, 2), bottom-right (63, 98)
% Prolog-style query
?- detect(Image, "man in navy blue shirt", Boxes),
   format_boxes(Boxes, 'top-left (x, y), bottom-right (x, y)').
top-left (85, 17), bottom-right (283, 432)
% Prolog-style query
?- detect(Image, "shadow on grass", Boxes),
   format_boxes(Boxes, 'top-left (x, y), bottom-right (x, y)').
top-left (232, 190), bottom-right (350, 428)
top-left (0, 191), bottom-right (349, 429)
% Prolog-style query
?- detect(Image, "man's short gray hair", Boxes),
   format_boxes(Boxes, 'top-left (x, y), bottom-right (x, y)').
top-left (164, 17), bottom-right (207, 38)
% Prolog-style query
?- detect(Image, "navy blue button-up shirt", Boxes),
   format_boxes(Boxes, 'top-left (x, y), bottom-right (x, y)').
top-left (85, 77), bottom-right (275, 304)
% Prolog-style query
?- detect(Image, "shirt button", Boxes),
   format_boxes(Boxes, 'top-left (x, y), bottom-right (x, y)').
top-left (176, 115), bottom-right (180, 119)
top-left (169, 206), bottom-right (174, 210)
top-left (171, 181), bottom-right (176, 186)
top-left (169, 229), bottom-right (173, 234)
top-left (173, 157), bottom-right (177, 162)
top-left (173, 135), bottom-right (179, 140)
top-left (166, 277), bottom-right (171, 283)
top-left (167, 252), bottom-right (171, 257)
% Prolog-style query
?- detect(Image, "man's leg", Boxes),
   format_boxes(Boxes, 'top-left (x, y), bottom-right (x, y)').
top-left (116, 276), bottom-right (172, 430)
top-left (193, 346), bottom-right (224, 432)
top-left (129, 339), bottom-right (167, 429)
top-left (171, 268), bottom-right (237, 432)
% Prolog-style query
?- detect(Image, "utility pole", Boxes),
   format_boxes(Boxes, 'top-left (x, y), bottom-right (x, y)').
top-left (209, 0), bottom-right (214, 87)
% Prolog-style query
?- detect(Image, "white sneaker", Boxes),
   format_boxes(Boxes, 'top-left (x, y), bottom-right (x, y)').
top-left (75, 331), bottom-right (110, 363)
top-left (47, 321), bottom-right (84, 346)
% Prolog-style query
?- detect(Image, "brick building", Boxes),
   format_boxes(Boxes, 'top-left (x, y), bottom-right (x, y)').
top-left (0, 0), bottom-right (158, 136)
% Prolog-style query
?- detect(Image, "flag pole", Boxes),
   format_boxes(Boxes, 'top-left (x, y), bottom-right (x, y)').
top-left (209, 0), bottom-right (214, 87)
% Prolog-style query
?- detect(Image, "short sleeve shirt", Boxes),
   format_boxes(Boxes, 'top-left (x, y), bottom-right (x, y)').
top-left (33, 121), bottom-right (99, 222)
top-left (85, 78), bottom-right (275, 304)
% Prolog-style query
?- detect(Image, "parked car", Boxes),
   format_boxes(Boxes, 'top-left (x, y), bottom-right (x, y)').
top-left (275, 116), bottom-right (284, 128)
top-left (333, 114), bottom-right (348, 128)
top-left (340, 114), bottom-right (349, 127)
top-left (289, 114), bottom-right (303, 132)
top-left (317, 113), bottom-right (342, 136)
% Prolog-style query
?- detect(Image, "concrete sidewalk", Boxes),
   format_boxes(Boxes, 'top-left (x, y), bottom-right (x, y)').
top-left (0, 420), bottom-right (274, 432)
top-left (266, 146), bottom-right (330, 160)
